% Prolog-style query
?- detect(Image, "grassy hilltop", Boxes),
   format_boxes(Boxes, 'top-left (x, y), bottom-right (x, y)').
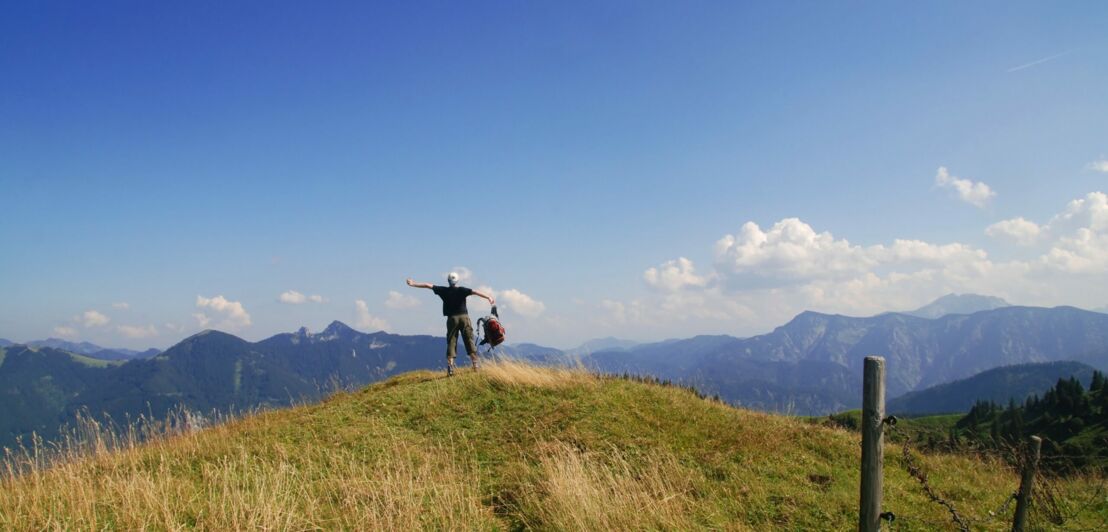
top-left (1, 361), bottom-right (1104, 530)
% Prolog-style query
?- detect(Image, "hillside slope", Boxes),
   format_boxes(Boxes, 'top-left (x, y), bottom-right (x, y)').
top-left (0, 345), bottom-right (118, 444)
top-left (888, 361), bottom-right (1099, 415)
top-left (3, 361), bottom-right (1102, 530)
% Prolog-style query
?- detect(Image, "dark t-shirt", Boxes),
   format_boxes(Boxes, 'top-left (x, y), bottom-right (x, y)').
top-left (432, 285), bottom-right (474, 316)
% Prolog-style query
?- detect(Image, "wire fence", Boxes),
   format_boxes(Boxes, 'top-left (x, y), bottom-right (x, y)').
top-left (870, 414), bottom-right (1108, 531)
top-left (897, 429), bottom-right (971, 531)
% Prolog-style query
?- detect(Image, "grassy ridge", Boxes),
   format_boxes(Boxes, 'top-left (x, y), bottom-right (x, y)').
top-left (818, 410), bottom-right (964, 445)
top-left (2, 361), bottom-right (1104, 530)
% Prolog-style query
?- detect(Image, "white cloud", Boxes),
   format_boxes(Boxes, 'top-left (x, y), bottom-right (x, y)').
top-left (622, 218), bottom-right (995, 330)
top-left (77, 310), bottom-right (110, 328)
top-left (644, 257), bottom-right (709, 292)
top-left (1041, 228), bottom-right (1108, 274)
top-left (117, 324), bottom-right (158, 339)
top-left (498, 289), bottom-right (546, 318)
top-left (876, 239), bottom-right (986, 265)
top-left (1088, 160), bottom-right (1108, 173)
top-left (714, 218), bottom-right (879, 287)
top-left (193, 313), bottom-right (211, 328)
top-left (385, 290), bottom-right (421, 309)
top-left (278, 290), bottom-right (326, 304)
top-left (713, 218), bottom-right (992, 291)
top-left (1047, 191), bottom-right (1108, 234)
top-left (609, 191), bottom-right (1108, 338)
top-left (934, 166), bottom-right (996, 208)
top-left (195, 295), bottom-right (252, 330)
top-left (600, 299), bottom-right (628, 323)
top-left (986, 217), bottom-right (1042, 245)
top-left (164, 322), bottom-right (185, 333)
top-left (1037, 192), bottom-right (1108, 274)
top-left (465, 283), bottom-right (545, 319)
top-left (112, 302), bottom-right (130, 310)
top-left (279, 290), bottom-right (306, 304)
top-left (354, 300), bottom-right (389, 331)
top-left (53, 325), bottom-right (77, 338)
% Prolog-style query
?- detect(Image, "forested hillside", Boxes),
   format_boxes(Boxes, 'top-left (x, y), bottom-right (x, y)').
top-left (953, 372), bottom-right (1108, 472)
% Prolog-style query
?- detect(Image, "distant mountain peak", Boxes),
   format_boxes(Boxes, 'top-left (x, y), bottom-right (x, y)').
top-left (902, 293), bottom-right (1010, 319)
top-left (324, 320), bottom-right (352, 332)
top-left (779, 310), bottom-right (837, 328)
top-left (184, 329), bottom-right (239, 341)
top-left (320, 320), bottom-right (358, 340)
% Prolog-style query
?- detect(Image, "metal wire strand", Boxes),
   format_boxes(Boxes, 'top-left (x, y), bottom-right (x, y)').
top-left (899, 433), bottom-right (971, 532)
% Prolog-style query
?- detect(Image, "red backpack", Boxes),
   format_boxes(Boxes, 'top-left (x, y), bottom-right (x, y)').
top-left (478, 306), bottom-right (506, 347)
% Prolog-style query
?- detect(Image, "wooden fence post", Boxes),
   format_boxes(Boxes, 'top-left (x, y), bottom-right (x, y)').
top-left (1012, 435), bottom-right (1042, 532)
top-left (860, 356), bottom-right (886, 532)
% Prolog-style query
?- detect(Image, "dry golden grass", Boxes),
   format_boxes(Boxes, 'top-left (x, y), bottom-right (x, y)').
top-left (514, 441), bottom-right (709, 531)
top-left (480, 357), bottom-right (595, 388)
top-left (0, 412), bottom-right (497, 530)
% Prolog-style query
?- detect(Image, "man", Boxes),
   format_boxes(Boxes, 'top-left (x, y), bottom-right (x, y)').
top-left (406, 272), bottom-right (495, 376)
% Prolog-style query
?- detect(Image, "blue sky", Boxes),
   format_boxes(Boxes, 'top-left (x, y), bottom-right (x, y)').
top-left (2, 1), bottom-right (1107, 349)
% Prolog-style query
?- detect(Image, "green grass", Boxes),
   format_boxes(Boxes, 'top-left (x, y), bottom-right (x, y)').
top-left (63, 351), bottom-right (120, 368)
top-left (11, 344), bottom-right (120, 368)
top-left (2, 361), bottom-right (1104, 530)
top-left (815, 410), bottom-right (963, 445)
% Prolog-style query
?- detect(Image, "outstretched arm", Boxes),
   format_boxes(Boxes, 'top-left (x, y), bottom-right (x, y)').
top-left (406, 278), bottom-right (433, 289)
top-left (471, 289), bottom-right (496, 306)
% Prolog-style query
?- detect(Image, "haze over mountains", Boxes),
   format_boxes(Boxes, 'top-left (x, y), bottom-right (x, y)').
top-left (3, 294), bottom-right (1108, 448)
top-left (0, 338), bottom-right (160, 361)
top-left (897, 293), bottom-right (1010, 319)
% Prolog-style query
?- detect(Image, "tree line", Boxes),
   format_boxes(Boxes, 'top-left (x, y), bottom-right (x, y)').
top-left (951, 370), bottom-right (1108, 472)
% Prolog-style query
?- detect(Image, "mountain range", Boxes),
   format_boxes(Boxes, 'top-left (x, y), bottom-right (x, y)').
top-left (0, 337), bottom-right (160, 361)
top-left (4, 294), bottom-right (1108, 448)
top-left (0, 322), bottom-right (447, 448)
top-left (574, 306), bottom-right (1108, 413)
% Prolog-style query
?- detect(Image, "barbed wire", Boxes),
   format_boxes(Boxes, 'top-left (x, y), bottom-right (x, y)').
top-left (894, 424), bottom-right (972, 532)
top-left (986, 492), bottom-right (1017, 520)
top-left (1057, 479), bottom-right (1107, 523)
top-left (892, 425), bottom-right (1108, 531)
top-left (1033, 473), bottom-right (1108, 532)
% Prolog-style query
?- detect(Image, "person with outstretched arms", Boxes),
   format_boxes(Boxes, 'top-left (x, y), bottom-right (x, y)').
top-left (406, 272), bottom-right (495, 376)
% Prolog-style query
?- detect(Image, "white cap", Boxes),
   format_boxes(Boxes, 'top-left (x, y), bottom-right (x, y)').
top-left (447, 272), bottom-right (459, 286)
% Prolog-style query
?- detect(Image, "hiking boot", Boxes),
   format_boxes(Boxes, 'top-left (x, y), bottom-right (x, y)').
top-left (471, 360), bottom-right (479, 372)
top-left (447, 364), bottom-right (456, 377)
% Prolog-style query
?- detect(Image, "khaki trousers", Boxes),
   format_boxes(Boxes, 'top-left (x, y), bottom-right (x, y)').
top-left (446, 314), bottom-right (478, 364)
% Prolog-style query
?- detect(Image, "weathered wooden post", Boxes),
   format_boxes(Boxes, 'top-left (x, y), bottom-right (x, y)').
top-left (1012, 435), bottom-right (1042, 532)
top-left (860, 356), bottom-right (886, 532)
